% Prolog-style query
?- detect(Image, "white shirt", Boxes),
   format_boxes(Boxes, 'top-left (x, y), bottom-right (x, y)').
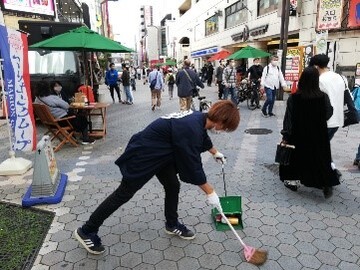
top-left (319, 71), bottom-right (345, 128)
top-left (260, 64), bottom-right (287, 90)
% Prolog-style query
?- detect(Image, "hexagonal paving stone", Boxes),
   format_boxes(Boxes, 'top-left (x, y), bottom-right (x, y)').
top-left (151, 237), bottom-right (171, 251)
top-left (277, 255), bottom-right (302, 270)
top-left (50, 230), bottom-right (72, 242)
top-left (109, 242), bottom-right (130, 257)
top-left (73, 258), bottom-right (99, 270)
top-left (183, 243), bottom-right (205, 258)
top-left (121, 231), bottom-right (140, 243)
top-left (41, 250), bottom-right (65, 266)
top-left (57, 238), bottom-right (78, 252)
top-left (64, 248), bottom-right (88, 263)
top-left (130, 239), bottom-right (151, 253)
top-left (163, 246), bottom-right (185, 261)
top-left (277, 243), bottom-right (300, 258)
top-left (203, 241), bottom-right (225, 255)
top-left (315, 250), bottom-right (341, 266)
top-left (219, 250), bottom-right (243, 267)
top-left (177, 256), bottom-right (201, 270)
top-left (120, 252), bottom-right (142, 268)
top-left (142, 249), bottom-right (164, 265)
top-left (155, 260), bottom-right (177, 270)
top-left (198, 253), bottom-right (222, 269)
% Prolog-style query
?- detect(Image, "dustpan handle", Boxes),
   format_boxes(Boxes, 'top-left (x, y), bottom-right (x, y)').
top-left (222, 163), bottom-right (227, 197)
top-left (219, 211), bottom-right (246, 248)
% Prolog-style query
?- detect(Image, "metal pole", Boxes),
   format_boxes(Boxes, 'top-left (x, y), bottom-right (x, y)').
top-left (279, 0), bottom-right (290, 101)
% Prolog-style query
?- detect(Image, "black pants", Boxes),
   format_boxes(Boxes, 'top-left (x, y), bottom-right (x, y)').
top-left (217, 81), bottom-right (224, 99)
top-left (60, 113), bottom-right (89, 140)
top-left (82, 164), bottom-right (180, 234)
top-left (109, 84), bottom-right (121, 102)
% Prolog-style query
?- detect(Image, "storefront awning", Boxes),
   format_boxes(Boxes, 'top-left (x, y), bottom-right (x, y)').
top-left (191, 47), bottom-right (218, 58)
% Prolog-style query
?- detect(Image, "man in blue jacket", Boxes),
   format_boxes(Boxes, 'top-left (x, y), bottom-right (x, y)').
top-left (176, 59), bottom-right (204, 111)
top-left (74, 100), bottom-right (240, 255)
top-left (105, 63), bottom-right (121, 103)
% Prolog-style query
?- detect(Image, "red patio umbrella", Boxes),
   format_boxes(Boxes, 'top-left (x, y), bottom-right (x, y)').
top-left (207, 50), bottom-right (231, 62)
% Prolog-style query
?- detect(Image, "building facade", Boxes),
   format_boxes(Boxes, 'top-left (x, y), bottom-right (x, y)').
top-left (168, 0), bottom-right (359, 83)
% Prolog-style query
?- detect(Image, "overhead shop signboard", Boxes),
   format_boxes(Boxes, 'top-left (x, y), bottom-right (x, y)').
top-left (1, 0), bottom-right (55, 17)
top-left (347, 0), bottom-right (360, 28)
top-left (316, 0), bottom-right (344, 30)
top-left (191, 47), bottom-right (218, 58)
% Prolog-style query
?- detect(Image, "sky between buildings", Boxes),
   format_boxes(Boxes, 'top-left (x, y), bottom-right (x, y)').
top-left (108, 0), bottom-right (182, 48)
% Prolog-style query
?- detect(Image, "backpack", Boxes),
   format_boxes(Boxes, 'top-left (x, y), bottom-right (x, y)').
top-left (168, 74), bottom-right (175, 85)
top-left (265, 65), bottom-right (280, 77)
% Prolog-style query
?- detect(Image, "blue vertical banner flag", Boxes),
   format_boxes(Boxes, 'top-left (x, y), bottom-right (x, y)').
top-left (0, 25), bottom-right (36, 152)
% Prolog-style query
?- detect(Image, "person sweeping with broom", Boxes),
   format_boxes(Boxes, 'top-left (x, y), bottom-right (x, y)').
top-left (74, 100), bottom-right (267, 265)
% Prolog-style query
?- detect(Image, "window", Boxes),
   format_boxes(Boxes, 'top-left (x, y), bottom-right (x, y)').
top-left (225, 0), bottom-right (248, 29)
top-left (205, 15), bottom-right (219, 36)
top-left (257, 0), bottom-right (279, 17)
top-left (29, 51), bottom-right (77, 75)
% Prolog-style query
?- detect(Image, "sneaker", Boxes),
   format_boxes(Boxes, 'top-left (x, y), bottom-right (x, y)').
top-left (284, 180), bottom-right (299, 192)
top-left (165, 222), bottom-right (195, 240)
top-left (269, 113), bottom-right (276, 117)
top-left (261, 110), bottom-right (268, 118)
top-left (151, 105), bottom-right (156, 111)
top-left (353, 159), bottom-right (359, 166)
top-left (256, 105), bottom-right (262, 109)
top-left (74, 228), bottom-right (105, 255)
top-left (81, 138), bottom-right (96, 145)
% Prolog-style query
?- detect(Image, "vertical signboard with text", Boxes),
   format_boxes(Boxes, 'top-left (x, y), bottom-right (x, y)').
top-left (347, 0), bottom-right (360, 28)
top-left (285, 48), bottom-right (302, 84)
top-left (316, 0), bottom-right (344, 30)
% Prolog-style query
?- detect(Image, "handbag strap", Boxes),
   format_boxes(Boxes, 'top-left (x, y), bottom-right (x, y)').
top-left (183, 69), bottom-right (194, 87)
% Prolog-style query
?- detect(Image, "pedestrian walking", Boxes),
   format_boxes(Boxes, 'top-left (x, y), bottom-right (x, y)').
top-left (165, 68), bottom-right (176, 100)
top-left (279, 67), bottom-right (340, 198)
top-left (207, 63), bottom-right (214, 87)
top-left (247, 58), bottom-right (263, 108)
top-left (105, 63), bottom-right (121, 103)
top-left (74, 100), bottom-right (240, 255)
top-left (309, 54), bottom-right (345, 177)
top-left (148, 66), bottom-right (164, 111)
top-left (260, 55), bottom-right (287, 117)
top-left (121, 64), bottom-right (133, 105)
top-left (130, 66), bottom-right (137, 91)
top-left (215, 60), bottom-right (225, 99)
top-left (176, 59), bottom-right (204, 111)
top-left (222, 59), bottom-right (237, 104)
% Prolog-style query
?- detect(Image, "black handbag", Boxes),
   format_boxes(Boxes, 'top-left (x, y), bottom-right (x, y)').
top-left (343, 89), bottom-right (359, 127)
top-left (275, 143), bottom-right (295, 166)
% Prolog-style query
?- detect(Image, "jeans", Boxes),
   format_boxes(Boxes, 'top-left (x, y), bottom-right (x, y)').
top-left (327, 127), bottom-right (339, 141)
top-left (82, 163), bottom-right (181, 234)
top-left (262, 87), bottom-right (276, 114)
top-left (223, 87), bottom-right (237, 104)
top-left (124, 85), bottom-right (133, 103)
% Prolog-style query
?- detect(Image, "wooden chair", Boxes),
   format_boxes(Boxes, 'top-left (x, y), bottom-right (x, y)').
top-left (33, 103), bottom-right (78, 152)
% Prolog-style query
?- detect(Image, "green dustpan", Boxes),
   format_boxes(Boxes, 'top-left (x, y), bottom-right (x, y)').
top-left (211, 164), bottom-right (243, 231)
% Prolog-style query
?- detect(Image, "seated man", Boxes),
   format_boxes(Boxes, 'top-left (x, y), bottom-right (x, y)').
top-left (34, 81), bottom-right (95, 145)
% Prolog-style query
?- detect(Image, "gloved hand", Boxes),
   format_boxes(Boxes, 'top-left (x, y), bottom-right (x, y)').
top-left (207, 191), bottom-right (223, 212)
top-left (213, 151), bottom-right (226, 164)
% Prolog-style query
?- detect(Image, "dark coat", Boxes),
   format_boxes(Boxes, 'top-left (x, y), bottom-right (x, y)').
top-left (115, 111), bottom-right (212, 185)
top-left (176, 67), bottom-right (204, 98)
top-left (280, 93), bottom-right (340, 188)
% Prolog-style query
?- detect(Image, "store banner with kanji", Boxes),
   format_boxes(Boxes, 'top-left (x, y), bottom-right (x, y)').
top-left (0, 25), bottom-right (36, 152)
top-left (316, 0), bottom-right (344, 30)
top-left (348, 0), bottom-right (360, 28)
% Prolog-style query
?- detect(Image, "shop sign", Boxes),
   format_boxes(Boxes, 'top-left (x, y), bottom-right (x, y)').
top-left (2, 0), bottom-right (55, 17)
top-left (347, 0), bottom-right (360, 28)
top-left (231, 24), bottom-right (268, 42)
top-left (356, 63), bottom-right (360, 76)
top-left (285, 48), bottom-right (302, 83)
top-left (316, 0), bottom-right (344, 30)
top-left (191, 47), bottom-right (218, 58)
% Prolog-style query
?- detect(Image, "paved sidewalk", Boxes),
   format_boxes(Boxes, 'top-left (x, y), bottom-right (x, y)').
top-left (0, 82), bottom-right (359, 269)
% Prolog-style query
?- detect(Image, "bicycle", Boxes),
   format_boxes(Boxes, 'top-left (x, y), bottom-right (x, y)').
top-left (236, 79), bottom-right (261, 110)
top-left (190, 88), bottom-right (212, 112)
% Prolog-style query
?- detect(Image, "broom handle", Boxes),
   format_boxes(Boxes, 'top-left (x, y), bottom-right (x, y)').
top-left (219, 211), bottom-right (246, 248)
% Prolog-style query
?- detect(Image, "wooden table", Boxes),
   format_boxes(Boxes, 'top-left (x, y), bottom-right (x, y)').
top-left (70, 102), bottom-right (110, 138)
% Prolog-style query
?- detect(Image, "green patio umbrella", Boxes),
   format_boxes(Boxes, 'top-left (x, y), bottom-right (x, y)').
top-left (228, 45), bottom-right (271, 59)
top-left (156, 60), bottom-right (177, 66)
top-left (29, 26), bottom-right (134, 53)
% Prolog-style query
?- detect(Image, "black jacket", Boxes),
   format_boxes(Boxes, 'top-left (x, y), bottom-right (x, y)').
top-left (176, 67), bottom-right (204, 97)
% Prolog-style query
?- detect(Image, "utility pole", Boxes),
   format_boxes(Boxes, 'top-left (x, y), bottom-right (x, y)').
top-left (278, 0), bottom-right (290, 100)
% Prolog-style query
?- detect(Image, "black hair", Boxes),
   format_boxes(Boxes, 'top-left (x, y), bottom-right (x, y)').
top-left (109, 62), bottom-right (115, 67)
top-left (308, 54), bottom-right (329, 68)
top-left (50, 81), bottom-right (62, 90)
top-left (297, 66), bottom-right (323, 99)
top-left (35, 81), bottom-right (51, 97)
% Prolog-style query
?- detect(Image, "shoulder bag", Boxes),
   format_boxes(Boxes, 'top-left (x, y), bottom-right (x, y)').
top-left (183, 69), bottom-right (198, 97)
top-left (275, 143), bottom-right (295, 166)
top-left (341, 76), bottom-right (359, 127)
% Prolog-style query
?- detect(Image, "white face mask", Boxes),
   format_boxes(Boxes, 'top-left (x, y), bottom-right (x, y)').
top-left (54, 86), bottom-right (62, 93)
top-left (271, 61), bottom-right (278, 66)
top-left (231, 62), bottom-right (236, 67)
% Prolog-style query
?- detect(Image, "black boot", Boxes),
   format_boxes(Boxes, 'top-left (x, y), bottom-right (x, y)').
top-left (323, 186), bottom-right (333, 199)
